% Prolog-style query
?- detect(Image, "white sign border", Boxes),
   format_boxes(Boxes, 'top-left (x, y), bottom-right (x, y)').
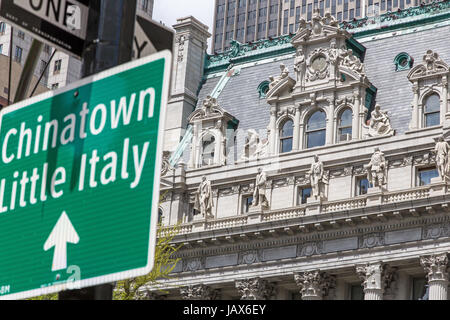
top-left (0, 50), bottom-right (172, 300)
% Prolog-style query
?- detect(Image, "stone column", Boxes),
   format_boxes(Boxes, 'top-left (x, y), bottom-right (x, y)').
top-left (235, 278), bottom-right (275, 300)
top-left (326, 104), bottom-right (334, 145)
top-left (420, 253), bottom-right (449, 300)
top-left (353, 90), bottom-right (361, 140)
top-left (180, 284), bottom-right (220, 300)
top-left (293, 104), bottom-right (301, 151)
top-left (356, 263), bottom-right (385, 300)
top-left (294, 270), bottom-right (336, 300)
top-left (411, 83), bottom-right (419, 130)
top-left (299, 123), bottom-right (305, 150)
top-left (268, 108), bottom-right (277, 155)
top-left (443, 76), bottom-right (450, 123)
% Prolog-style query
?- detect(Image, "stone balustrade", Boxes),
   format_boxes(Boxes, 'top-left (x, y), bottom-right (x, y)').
top-left (382, 187), bottom-right (430, 204)
top-left (160, 185), bottom-right (434, 236)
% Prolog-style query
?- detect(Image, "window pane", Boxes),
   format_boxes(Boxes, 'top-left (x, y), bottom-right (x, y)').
top-left (340, 127), bottom-right (352, 136)
top-left (300, 188), bottom-right (312, 204)
top-left (202, 135), bottom-right (215, 165)
top-left (418, 168), bottom-right (438, 186)
top-left (281, 138), bottom-right (293, 153)
top-left (357, 178), bottom-right (370, 195)
top-left (307, 111), bottom-right (326, 131)
top-left (339, 109), bottom-right (352, 127)
top-left (307, 130), bottom-right (326, 148)
top-left (425, 94), bottom-right (440, 113)
top-left (425, 112), bottom-right (440, 127)
top-left (281, 120), bottom-right (293, 137)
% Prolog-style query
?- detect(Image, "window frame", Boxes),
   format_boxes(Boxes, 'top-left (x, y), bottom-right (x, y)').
top-left (336, 108), bottom-right (353, 143)
top-left (416, 166), bottom-right (439, 186)
top-left (279, 118), bottom-right (294, 154)
top-left (423, 93), bottom-right (441, 128)
top-left (305, 110), bottom-right (327, 149)
top-left (242, 195), bottom-right (254, 214)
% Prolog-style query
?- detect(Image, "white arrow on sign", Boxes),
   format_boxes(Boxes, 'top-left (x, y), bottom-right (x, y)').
top-left (43, 211), bottom-right (80, 271)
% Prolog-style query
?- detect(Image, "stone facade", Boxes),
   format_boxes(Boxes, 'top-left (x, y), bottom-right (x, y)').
top-left (155, 4), bottom-right (450, 300)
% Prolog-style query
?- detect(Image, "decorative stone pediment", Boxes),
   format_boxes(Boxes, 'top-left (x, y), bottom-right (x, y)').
top-left (188, 96), bottom-right (234, 123)
top-left (266, 64), bottom-right (296, 99)
top-left (187, 96), bottom-right (238, 169)
top-left (408, 50), bottom-right (449, 81)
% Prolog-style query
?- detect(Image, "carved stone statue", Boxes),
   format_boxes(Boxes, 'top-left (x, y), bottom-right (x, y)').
top-left (252, 168), bottom-right (269, 209)
top-left (434, 136), bottom-right (450, 181)
top-left (340, 49), bottom-right (365, 74)
top-left (194, 176), bottom-right (214, 218)
top-left (240, 129), bottom-right (268, 161)
top-left (294, 49), bottom-right (306, 84)
top-left (309, 155), bottom-right (325, 200)
top-left (269, 63), bottom-right (289, 90)
top-left (366, 105), bottom-right (395, 137)
top-left (365, 148), bottom-right (387, 188)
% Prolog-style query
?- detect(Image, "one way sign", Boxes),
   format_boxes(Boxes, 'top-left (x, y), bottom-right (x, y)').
top-left (133, 13), bottom-right (174, 60)
top-left (0, 0), bottom-right (92, 57)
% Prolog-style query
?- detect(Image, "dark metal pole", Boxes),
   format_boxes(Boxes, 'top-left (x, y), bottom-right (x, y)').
top-left (7, 26), bottom-right (13, 105)
top-left (58, 0), bottom-right (137, 301)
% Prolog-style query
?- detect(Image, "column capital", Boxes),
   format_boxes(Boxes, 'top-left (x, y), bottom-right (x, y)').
top-left (180, 284), bottom-right (220, 300)
top-left (294, 270), bottom-right (336, 300)
top-left (356, 263), bottom-right (383, 290)
top-left (420, 253), bottom-right (449, 282)
top-left (235, 278), bottom-right (276, 300)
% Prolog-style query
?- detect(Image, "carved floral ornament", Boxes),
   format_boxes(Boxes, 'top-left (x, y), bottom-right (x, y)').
top-left (235, 278), bottom-right (276, 300)
top-left (294, 271), bottom-right (336, 298)
top-left (180, 284), bottom-right (220, 300)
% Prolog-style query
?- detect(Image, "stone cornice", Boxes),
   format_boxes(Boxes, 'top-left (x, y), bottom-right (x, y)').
top-left (341, 1), bottom-right (450, 35)
top-left (166, 199), bottom-right (450, 259)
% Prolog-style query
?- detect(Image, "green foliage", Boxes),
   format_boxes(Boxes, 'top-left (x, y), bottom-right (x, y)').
top-left (27, 293), bottom-right (58, 300)
top-left (113, 223), bottom-right (182, 300)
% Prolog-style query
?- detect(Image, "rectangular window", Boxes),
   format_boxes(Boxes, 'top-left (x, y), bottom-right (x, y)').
top-left (243, 195), bottom-right (254, 213)
top-left (0, 22), bottom-right (6, 34)
top-left (298, 187), bottom-right (312, 205)
top-left (14, 46), bottom-right (23, 63)
top-left (356, 177), bottom-right (370, 196)
top-left (307, 3), bottom-right (312, 20)
top-left (0, 44), bottom-right (3, 55)
top-left (17, 30), bottom-right (25, 40)
top-left (51, 83), bottom-right (59, 90)
top-left (53, 59), bottom-right (62, 74)
top-left (417, 168), bottom-right (439, 186)
top-left (141, 0), bottom-right (149, 10)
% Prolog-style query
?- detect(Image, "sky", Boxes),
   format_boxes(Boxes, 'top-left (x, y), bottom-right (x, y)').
top-left (153, 0), bottom-right (215, 53)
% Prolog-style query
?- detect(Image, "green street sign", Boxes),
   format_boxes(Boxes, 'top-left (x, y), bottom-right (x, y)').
top-left (0, 51), bottom-right (171, 299)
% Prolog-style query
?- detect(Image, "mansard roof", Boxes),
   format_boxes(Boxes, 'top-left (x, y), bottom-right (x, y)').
top-left (195, 2), bottom-right (450, 146)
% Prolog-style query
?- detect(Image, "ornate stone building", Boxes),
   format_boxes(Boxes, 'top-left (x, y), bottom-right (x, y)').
top-left (156, 2), bottom-right (450, 300)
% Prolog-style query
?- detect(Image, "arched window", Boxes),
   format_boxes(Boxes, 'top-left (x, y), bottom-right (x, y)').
top-left (201, 134), bottom-right (215, 166)
top-left (337, 108), bottom-right (352, 142)
top-left (424, 94), bottom-right (440, 127)
top-left (306, 110), bottom-right (326, 148)
top-left (280, 119), bottom-right (293, 153)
